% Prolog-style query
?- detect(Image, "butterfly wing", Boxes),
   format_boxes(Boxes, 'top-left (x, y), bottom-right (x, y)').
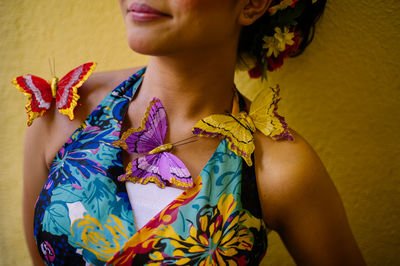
top-left (192, 114), bottom-right (254, 166)
top-left (118, 152), bottom-right (192, 189)
top-left (56, 62), bottom-right (97, 120)
top-left (249, 86), bottom-right (293, 140)
top-left (158, 152), bottom-right (193, 188)
top-left (118, 154), bottom-right (167, 188)
top-left (113, 97), bottom-right (168, 154)
top-left (12, 75), bottom-right (52, 126)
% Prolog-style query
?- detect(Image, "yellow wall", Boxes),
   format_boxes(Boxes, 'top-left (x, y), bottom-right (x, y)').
top-left (0, 1), bottom-right (398, 265)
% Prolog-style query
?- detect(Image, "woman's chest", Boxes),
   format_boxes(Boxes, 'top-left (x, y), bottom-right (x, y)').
top-left (35, 134), bottom-right (268, 265)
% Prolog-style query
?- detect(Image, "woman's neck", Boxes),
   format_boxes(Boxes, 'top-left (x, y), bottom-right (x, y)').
top-left (138, 44), bottom-right (238, 121)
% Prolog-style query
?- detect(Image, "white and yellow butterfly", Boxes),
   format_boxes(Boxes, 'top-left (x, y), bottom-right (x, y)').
top-left (192, 86), bottom-right (292, 166)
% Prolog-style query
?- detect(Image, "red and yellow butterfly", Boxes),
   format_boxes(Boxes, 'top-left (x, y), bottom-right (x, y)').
top-left (12, 62), bottom-right (96, 126)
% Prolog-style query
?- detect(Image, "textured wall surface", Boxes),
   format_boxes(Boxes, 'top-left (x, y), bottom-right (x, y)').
top-left (0, 0), bottom-right (399, 265)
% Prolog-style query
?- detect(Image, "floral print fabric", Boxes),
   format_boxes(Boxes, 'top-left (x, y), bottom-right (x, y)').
top-left (34, 68), bottom-right (268, 265)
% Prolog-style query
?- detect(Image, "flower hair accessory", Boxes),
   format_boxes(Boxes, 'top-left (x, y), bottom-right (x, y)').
top-left (238, 0), bottom-right (320, 79)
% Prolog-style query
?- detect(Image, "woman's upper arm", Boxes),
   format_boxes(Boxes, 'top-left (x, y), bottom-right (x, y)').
top-left (22, 120), bottom-right (50, 265)
top-left (254, 130), bottom-right (366, 266)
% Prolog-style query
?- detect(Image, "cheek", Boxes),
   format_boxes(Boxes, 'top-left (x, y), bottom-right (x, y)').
top-left (176, 0), bottom-right (203, 9)
top-left (174, 0), bottom-right (236, 25)
top-left (173, 0), bottom-right (240, 44)
top-left (174, 0), bottom-right (233, 13)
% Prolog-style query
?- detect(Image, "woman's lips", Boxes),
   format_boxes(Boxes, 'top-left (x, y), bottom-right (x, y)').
top-left (127, 3), bottom-right (171, 22)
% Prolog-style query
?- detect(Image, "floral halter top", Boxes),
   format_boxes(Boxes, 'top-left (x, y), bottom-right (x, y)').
top-left (33, 68), bottom-right (269, 265)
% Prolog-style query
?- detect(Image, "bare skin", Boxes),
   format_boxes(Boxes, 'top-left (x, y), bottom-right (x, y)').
top-left (23, 0), bottom-right (366, 265)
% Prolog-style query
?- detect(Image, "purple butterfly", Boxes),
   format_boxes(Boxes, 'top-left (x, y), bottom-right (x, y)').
top-left (113, 97), bottom-right (193, 189)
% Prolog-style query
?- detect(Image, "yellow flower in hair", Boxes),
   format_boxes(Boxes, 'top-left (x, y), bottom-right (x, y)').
top-left (274, 27), bottom-right (295, 51)
top-left (263, 36), bottom-right (280, 57)
top-left (263, 27), bottom-right (294, 58)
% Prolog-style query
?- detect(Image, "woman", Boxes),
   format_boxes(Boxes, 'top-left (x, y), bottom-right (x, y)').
top-left (22, 0), bottom-right (366, 265)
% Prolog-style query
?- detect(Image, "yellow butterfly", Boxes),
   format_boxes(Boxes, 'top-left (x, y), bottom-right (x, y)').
top-left (192, 86), bottom-right (292, 166)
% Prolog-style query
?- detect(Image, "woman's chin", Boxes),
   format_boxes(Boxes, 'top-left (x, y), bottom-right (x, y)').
top-left (125, 32), bottom-right (170, 56)
top-left (125, 36), bottom-right (188, 57)
top-left (126, 41), bottom-right (167, 56)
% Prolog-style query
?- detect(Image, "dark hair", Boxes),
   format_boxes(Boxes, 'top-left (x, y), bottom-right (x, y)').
top-left (238, 0), bottom-right (327, 73)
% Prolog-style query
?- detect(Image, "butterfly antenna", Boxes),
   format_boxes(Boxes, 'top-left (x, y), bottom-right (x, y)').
top-left (173, 140), bottom-right (198, 148)
top-left (172, 136), bottom-right (198, 147)
top-left (48, 57), bottom-right (56, 77)
top-left (48, 58), bottom-right (53, 77)
top-left (53, 57), bottom-right (56, 77)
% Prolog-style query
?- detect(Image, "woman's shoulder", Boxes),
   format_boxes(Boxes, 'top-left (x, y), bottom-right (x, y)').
top-left (77, 66), bottom-right (143, 118)
top-left (82, 66), bottom-right (143, 93)
top-left (254, 128), bottom-right (326, 173)
top-left (253, 129), bottom-right (332, 228)
top-left (254, 129), bottom-right (365, 264)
